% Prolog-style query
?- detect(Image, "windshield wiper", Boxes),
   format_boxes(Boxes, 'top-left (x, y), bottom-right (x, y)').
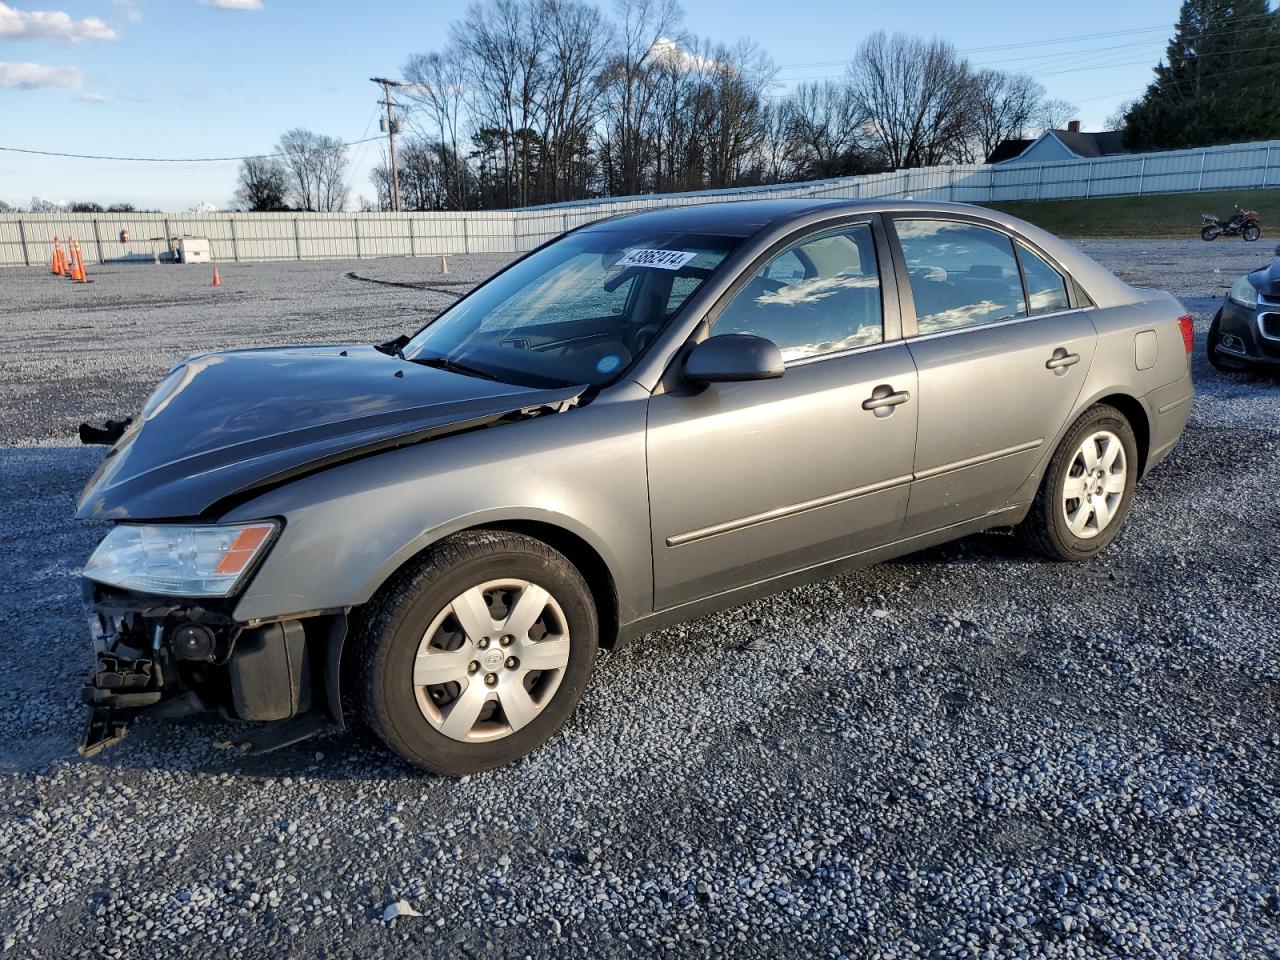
top-left (374, 334), bottom-right (410, 359)
top-left (410, 355), bottom-right (500, 381)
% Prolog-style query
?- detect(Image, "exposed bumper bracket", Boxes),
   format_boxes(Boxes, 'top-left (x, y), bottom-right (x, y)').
top-left (77, 652), bottom-right (163, 757)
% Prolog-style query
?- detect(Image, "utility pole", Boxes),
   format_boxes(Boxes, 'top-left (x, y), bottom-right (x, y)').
top-left (371, 77), bottom-right (403, 213)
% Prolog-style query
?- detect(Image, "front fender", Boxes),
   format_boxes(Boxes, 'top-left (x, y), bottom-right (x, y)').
top-left (220, 386), bottom-right (652, 626)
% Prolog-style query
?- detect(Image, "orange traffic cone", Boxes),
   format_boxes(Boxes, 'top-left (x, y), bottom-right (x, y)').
top-left (211, 265), bottom-right (222, 287)
top-left (440, 255), bottom-right (449, 276)
top-left (75, 246), bottom-right (89, 283)
top-left (50, 237), bottom-right (62, 275)
top-left (66, 238), bottom-right (78, 280)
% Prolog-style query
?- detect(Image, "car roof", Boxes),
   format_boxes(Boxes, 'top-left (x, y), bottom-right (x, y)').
top-left (579, 197), bottom-right (1140, 310)
top-left (579, 197), bottom-right (1001, 237)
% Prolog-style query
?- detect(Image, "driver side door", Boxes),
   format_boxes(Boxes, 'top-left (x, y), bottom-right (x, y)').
top-left (645, 218), bottom-right (919, 610)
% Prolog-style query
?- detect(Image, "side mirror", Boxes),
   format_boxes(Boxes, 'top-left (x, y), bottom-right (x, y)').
top-left (684, 334), bottom-right (784, 384)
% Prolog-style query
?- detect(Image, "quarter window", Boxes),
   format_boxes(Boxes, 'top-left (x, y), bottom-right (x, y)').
top-left (1018, 243), bottom-right (1071, 315)
top-left (713, 224), bottom-right (883, 362)
top-left (896, 220), bottom-right (1027, 335)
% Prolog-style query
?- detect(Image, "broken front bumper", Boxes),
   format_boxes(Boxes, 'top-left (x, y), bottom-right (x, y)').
top-left (79, 581), bottom-right (347, 757)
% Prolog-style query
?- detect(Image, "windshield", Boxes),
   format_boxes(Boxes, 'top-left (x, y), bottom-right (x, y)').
top-left (404, 228), bottom-right (742, 387)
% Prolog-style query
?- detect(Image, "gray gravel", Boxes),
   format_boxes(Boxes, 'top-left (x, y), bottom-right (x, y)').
top-left (1, 242), bottom-right (1279, 958)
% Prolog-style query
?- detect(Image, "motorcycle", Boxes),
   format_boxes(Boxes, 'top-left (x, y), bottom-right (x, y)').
top-left (1201, 207), bottom-right (1262, 241)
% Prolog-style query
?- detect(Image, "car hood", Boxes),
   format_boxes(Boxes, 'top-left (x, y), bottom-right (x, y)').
top-left (77, 345), bottom-right (584, 521)
top-left (1249, 258), bottom-right (1280, 299)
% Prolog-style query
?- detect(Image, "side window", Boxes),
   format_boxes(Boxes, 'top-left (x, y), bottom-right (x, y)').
top-left (713, 224), bottom-right (883, 362)
top-left (896, 220), bottom-right (1026, 336)
top-left (1018, 243), bottom-right (1071, 316)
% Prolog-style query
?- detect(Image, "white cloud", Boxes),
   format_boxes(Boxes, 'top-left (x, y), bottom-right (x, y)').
top-left (198, 0), bottom-right (263, 9)
top-left (648, 37), bottom-right (718, 72)
top-left (76, 91), bottom-right (108, 102)
top-left (0, 3), bottom-right (117, 44)
top-left (0, 61), bottom-right (84, 88)
top-left (113, 0), bottom-right (142, 23)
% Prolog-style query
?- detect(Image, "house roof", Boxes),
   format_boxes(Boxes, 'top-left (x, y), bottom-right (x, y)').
top-left (987, 129), bottom-right (1129, 164)
top-left (1050, 129), bottom-right (1128, 158)
top-left (985, 138), bottom-right (1034, 164)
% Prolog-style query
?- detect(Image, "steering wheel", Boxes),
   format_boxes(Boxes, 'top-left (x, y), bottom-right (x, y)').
top-left (627, 323), bottom-right (662, 356)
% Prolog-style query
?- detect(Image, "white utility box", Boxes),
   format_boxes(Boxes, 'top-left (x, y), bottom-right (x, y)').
top-left (177, 237), bottom-right (211, 264)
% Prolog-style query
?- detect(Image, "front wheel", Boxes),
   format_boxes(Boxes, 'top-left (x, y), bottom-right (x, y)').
top-left (1206, 310), bottom-right (1238, 372)
top-left (1201, 225), bottom-right (1220, 241)
top-left (1018, 404), bottom-right (1139, 562)
top-left (352, 530), bottom-right (598, 775)
top-left (1244, 224), bottom-right (1261, 242)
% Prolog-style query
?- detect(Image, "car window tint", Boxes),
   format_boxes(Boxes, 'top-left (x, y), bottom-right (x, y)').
top-left (896, 220), bottom-right (1027, 335)
top-left (1018, 243), bottom-right (1071, 315)
top-left (714, 224), bottom-right (883, 362)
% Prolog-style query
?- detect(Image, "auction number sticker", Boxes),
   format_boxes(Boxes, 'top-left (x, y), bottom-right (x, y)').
top-left (616, 248), bottom-right (697, 270)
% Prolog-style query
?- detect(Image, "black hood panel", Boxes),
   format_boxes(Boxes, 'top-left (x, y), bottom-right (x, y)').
top-left (1250, 258), bottom-right (1280, 299)
top-left (77, 345), bottom-right (583, 520)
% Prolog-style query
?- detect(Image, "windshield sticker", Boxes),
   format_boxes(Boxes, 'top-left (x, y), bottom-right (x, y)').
top-left (616, 248), bottom-right (698, 271)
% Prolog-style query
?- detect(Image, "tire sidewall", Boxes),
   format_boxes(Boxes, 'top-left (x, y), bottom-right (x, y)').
top-left (1042, 409), bottom-right (1139, 560)
top-left (366, 541), bottom-right (597, 774)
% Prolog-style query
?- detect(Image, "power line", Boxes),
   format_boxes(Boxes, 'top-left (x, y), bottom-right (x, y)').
top-left (772, 13), bottom-right (1279, 72)
top-left (0, 137), bottom-right (383, 164)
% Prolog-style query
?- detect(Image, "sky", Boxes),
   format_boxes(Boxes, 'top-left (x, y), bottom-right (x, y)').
top-left (0, 0), bottom-right (1187, 211)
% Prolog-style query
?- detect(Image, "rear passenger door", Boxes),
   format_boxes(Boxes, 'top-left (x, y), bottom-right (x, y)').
top-left (889, 217), bottom-right (1097, 536)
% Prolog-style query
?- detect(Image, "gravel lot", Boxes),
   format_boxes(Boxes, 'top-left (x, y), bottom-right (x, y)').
top-left (1, 241), bottom-right (1278, 958)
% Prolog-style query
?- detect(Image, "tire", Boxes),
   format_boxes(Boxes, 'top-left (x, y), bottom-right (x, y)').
top-left (1206, 309), bottom-right (1239, 372)
top-left (1201, 225), bottom-right (1220, 241)
top-left (351, 530), bottom-right (598, 775)
top-left (1018, 404), bottom-right (1139, 562)
top-left (1244, 224), bottom-right (1261, 242)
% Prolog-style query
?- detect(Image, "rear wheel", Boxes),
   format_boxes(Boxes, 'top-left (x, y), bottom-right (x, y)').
top-left (1201, 225), bottom-right (1220, 241)
top-left (352, 530), bottom-right (598, 774)
top-left (1018, 404), bottom-right (1139, 561)
top-left (1244, 224), bottom-right (1261, 242)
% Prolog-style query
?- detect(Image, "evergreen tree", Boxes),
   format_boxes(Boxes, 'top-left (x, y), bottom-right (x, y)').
top-left (1123, 0), bottom-right (1280, 150)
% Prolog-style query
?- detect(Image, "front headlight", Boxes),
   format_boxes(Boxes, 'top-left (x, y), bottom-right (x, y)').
top-left (84, 521), bottom-right (278, 597)
top-left (1229, 274), bottom-right (1258, 310)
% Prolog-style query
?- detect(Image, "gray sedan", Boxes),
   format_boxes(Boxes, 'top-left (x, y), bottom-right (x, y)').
top-left (75, 199), bottom-right (1194, 774)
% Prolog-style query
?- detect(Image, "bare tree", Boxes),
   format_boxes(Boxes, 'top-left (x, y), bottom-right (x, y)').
top-left (598, 0), bottom-right (682, 194)
top-left (451, 0), bottom-right (549, 207)
top-left (277, 129), bottom-right (323, 211)
top-left (971, 71), bottom-right (1046, 160)
top-left (235, 155), bottom-right (289, 211)
top-left (783, 80), bottom-right (869, 178)
top-left (534, 0), bottom-right (611, 202)
top-left (699, 39), bottom-right (775, 187)
top-left (276, 129), bottom-right (348, 211)
top-left (314, 135), bottom-right (350, 212)
top-left (1037, 97), bottom-right (1079, 132)
top-left (848, 32), bottom-right (977, 169)
top-left (403, 50), bottom-right (471, 208)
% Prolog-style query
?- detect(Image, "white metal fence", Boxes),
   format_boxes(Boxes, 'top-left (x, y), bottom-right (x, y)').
top-left (3, 137), bottom-right (1279, 268)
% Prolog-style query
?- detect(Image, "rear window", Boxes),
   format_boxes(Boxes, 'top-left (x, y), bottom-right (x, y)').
top-left (896, 220), bottom-right (1027, 335)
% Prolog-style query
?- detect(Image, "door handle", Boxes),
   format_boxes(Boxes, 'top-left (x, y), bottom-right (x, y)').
top-left (862, 385), bottom-right (910, 417)
top-left (1046, 349), bottom-right (1081, 371)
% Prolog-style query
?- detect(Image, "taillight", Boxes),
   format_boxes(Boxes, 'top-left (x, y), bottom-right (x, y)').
top-left (1177, 315), bottom-right (1194, 353)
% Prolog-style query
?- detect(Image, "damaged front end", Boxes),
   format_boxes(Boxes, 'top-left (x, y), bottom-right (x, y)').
top-left (72, 343), bottom-right (588, 758)
top-left (80, 581), bottom-right (347, 757)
